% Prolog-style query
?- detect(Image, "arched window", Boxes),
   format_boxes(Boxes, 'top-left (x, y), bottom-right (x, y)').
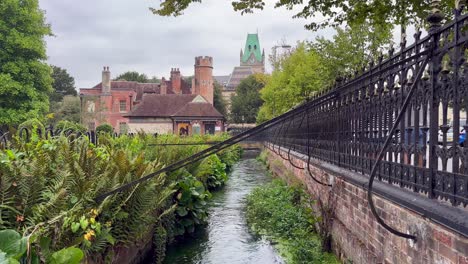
top-left (254, 45), bottom-right (257, 50)
top-left (248, 45), bottom-right (252, 51)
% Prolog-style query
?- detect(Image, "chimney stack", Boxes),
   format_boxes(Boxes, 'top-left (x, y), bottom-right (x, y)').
top-left (160, 77), bottom-right (167, 95)
top-left (102, 66), bottom-right (111, 94)
top-left (170, 68), bottom-right (181, 94)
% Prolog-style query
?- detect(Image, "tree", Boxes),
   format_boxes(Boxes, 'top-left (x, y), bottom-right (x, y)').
top-left (230, 74), bottom-right (266, 123)
top-left (213, 81), bottom-right (228, 118)
top-left (310, 23), bottom-right (393, 86)
top-left (150, 0), bottom-right (452, 31)
top-left (257, 43), bottom-right (327, 123)
top-left (49, 95), bottom-right (81, 124)
top-left (0, 0), bottom-right (52, 125)
top-left (50, 65), bottom-right (77, 104)
top-left (114, 71), bottom-right (159, 83)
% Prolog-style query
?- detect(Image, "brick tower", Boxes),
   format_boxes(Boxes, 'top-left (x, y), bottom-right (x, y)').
top-left (193, 56), bottom-right (214, 104)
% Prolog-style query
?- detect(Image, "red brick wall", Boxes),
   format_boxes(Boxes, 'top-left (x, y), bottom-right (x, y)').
top-left (265, 147), bottom-right (468, 264)
top-left (80, 89), bottom-right (135, 133)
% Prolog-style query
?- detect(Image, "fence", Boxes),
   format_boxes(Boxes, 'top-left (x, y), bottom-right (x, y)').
top-left (261, 4), bottom-right (468, 239)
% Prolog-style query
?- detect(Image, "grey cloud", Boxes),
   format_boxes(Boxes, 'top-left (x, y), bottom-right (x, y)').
top-left (40, 0), bottom-right (332, 88)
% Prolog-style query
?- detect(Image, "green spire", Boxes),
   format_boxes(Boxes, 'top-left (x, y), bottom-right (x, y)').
top-left (241, 33), bottom-right (262, 63)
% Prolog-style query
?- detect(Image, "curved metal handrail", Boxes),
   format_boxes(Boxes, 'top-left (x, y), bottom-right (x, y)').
top-left (0, 131), bottom-right (9, 149)
top-left (19, 127), bottom-right (30, 142)
top-left (365, 56), bottom-right (429, 242)
top-left (287, 147), bottom-right (305, 169)
top-left (286, 113), bottom-right (307, 169)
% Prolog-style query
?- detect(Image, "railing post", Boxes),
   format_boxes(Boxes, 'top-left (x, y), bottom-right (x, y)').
top-left (427, 0), bottom-right (444, 199)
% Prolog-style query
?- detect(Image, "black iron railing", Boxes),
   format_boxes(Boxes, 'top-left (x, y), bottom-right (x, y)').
top-left (264, 6), bottom-right (468, 210)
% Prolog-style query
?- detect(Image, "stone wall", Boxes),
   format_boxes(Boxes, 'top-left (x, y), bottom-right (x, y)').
top-left (128, 120), bottom-right (173, 134)
top-left (265, 146), bottom-right (468, 264)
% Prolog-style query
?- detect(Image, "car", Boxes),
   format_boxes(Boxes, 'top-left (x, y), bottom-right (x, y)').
top-left (438, 128), bottom-right (466, 146)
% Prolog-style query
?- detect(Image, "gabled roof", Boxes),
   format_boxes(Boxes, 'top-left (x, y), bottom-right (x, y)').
top-left (124, 94), bottom-right (223, 118)
top-left (173, 102), bottom-right (223, 118)
top-left (241, 33), bottom-right (262, 63)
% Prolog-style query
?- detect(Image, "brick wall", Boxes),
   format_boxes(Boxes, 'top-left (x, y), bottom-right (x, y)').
top-left (265, 147), bottom-right (468, 264)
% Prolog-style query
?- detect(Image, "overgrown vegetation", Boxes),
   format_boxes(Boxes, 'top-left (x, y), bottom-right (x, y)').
top-left (0, 120), bottom-right (241, 263)
top-left (246, 180), bottom-right (339, 264)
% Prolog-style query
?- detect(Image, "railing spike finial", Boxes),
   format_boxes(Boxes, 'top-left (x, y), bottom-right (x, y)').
top-left (414, 28), bottom-right (422, 41)
top-left (388, 45), bottom-right (395, 57)
top-left (427, 0), bottom-right (444, 31)
top-left (378, 53), bottom-right (383, 64)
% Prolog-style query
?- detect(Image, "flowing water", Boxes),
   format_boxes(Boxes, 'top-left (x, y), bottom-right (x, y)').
top-left (163, 151), bottom-right (283, 264)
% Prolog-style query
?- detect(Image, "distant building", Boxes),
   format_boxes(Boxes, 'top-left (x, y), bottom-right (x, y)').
top-left (79, 56), bottom-right (224, 135)
top-left (214, 33), bottom-right (265, 110)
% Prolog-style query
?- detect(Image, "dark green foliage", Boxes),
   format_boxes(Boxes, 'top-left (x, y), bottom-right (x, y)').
top-left (0, 229), bottom-right (83, 264)
top-left (153, 225), bottom-right (167, 264)
top-left (96, 123), bottom-right (113, 134)
top-left (50, 65), bottom-right (77, 104)
top-left (230, 74), bottom-right (265, 123)
top-left (0, 0), bottom-right (53, 125)
top-left (49, 96), bottom-right (81, 124)
top-left (174, 174), bottom-right (211, 236)
top-left (246, 180), bottom-right (339, 263)
top-left (213, 81), bottom-right (228, 117)
top-left (114, 71), bottom-right (159, 83)
top-left (194, 154), bottom-right (227, 189)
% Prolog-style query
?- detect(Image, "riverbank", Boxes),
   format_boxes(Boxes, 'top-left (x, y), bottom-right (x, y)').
top-left (163, 151), bottom-right (284, 263)
top-left (243, 151), bottom-right (340, 264)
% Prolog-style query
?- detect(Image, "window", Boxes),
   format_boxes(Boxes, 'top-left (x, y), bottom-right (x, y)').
top-left (119, 100), bottom-right (126, 112)
top-left (119, 122), bottom-right (128, 134)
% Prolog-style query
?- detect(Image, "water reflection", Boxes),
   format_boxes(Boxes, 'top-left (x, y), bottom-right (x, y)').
top-left (163, 154), bottom-right (283, 264)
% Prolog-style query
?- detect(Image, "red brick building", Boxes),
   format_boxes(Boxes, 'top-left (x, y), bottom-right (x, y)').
top-left (79, 56), bottom-right (224, 134)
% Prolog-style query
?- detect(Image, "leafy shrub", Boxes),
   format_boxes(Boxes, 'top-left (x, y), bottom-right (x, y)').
top-left (174, 174), bottom-right (211, 236)
top-left (0, 229), bottom-right (83, 264)
top-left (96, 123), bottom-right (113, 134)
top-left (55, 120), bottom-right (87, 133)
top-left (194, 154), bottom-right (227, 190)
top-left (0, 130), bottom-right (241, 262)
top-left (246, 180), bottom-right (339, 264)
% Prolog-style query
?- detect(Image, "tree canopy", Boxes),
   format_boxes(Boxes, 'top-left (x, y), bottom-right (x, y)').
top-left (0, 0), bottom-right (52, 125)
top-left (150, 0), bottom-right (454, 31)
top-left (50, 65), bottom-right (77, 104)
top-left (310, 22), bottom-right (393, 86)
top-left (48, 95), bottom-right (81, 124)
top-left (230, 74), bottom-right (266, 123)
top-left (213, 81), bottom-right (228, 118)
top-left (114, 71), bottom-right (160, 83)
top-left (257, 44), bottom-right (327, 123)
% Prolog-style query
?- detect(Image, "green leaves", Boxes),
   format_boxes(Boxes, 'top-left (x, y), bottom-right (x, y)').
top-left (230, 74), bottom-right (265, 123)
top-left (48, 247), bottom-right (84, 264)
top-left (0, 0), bottom-right (52, 125)
top-left (0, 230), bottom-right (27, 260)
top-left (246, 180), bottom-right (339, 264)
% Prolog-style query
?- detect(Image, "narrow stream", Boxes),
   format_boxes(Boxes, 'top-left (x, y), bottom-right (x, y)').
top-left (163, 151), bottom-right (283, 264)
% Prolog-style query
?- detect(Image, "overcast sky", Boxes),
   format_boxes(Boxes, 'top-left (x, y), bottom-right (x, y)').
top-left (39, 0), bottom-right (335, 89)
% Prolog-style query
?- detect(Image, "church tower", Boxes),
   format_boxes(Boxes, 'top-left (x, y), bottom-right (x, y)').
top-left (193, 56), bottom-right (214, 104)
top-left (240, 33), bottom-right (265, 73)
